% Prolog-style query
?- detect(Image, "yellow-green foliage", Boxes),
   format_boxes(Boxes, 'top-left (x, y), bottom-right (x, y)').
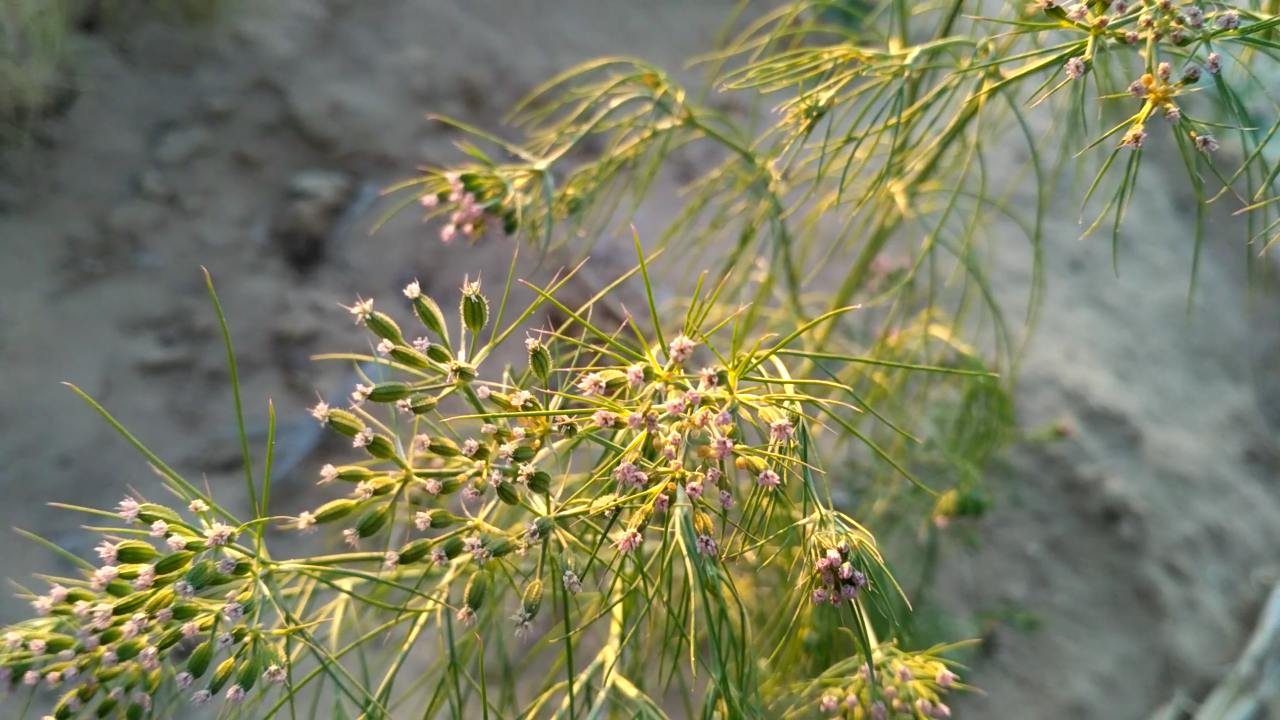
top-left (0, 0), bottom-right (69, 143)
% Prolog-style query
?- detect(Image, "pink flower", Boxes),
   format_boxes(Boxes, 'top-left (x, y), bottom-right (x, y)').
top-left (615, 529), bottom-right (643, 555)
top-left (757, 469), bottom-right (781, 488)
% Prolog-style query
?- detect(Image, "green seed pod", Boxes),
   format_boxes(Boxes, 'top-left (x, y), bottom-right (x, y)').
top-left (389, 345), bottom-right (434, 370)
top-left (44, 635), bottom-right (76, 653)
top-left (460, 280), bottom-right (489, 334)
top-left (532, 516), bottom-right (555, 539)
top-left (462, 571), bottom-right (488, 612)
top-left (55, 690), bottom-right (79, 720)
top-left (115, 638), bottom-right (147, 661)
top-left (397, 538), bottom-right (435, 565)
top-left (186, 638), bottom-right (215, 676)
top-left (355, 504), bottom-right (391, 538)
top-left (143, 588), bottom-right (176, 614)
top-left (154, 551), bottom-right (195, 576)
top-left (114, 540), bottom-right (159, 564)
top-left (94, 696), bottom-right (119, 719)
top-left (485, 536), bottom-right (516, 559)
top-left (156, 626), bottom-right (184, 651)
top-left (170, 603), bottom-right (202, 621)
top-left (98, 628), bottom-right (123, 645)
top-left (135, 503), bottom-right (185, 527)
top-left (628, 505), bottom-right (653, 532)
top-left (510, 445), bottom-right (536, 463)
top-left (178, 535), bottom-right (208, 553)
top-left (422, 436), bottom-right (461, 457)
top-left (488, 393), bottom-right (517, 411)
top-left (956, 487), bottom-right (990, 518)
top-left (208, 656), bottom-right (236, 694)
top-left (408, 395), bottom-right (439, 415)
top-left (66, 587), bottom-right (96, 604)
top-left (367, 381), bottom-right (413, 403)
top-left (113, 563), bottom-right (150, 581)
top-left (425, 342), bottom-right (454, 364)
top-left (313, 498), bottom-right (359, 524)
top-left (527, 339), bottom-right (551, 380)
top-left (522, 579), bottom-right (544, 619)
top-left (735, 455), bottom-right (767, 476)
top-left (235, 652), bottom-right (261, 692)
top-left (111, 592), bottom-right (150, 617)
top-left (364, 311), bottom-right (405, 345)
top-left (448, 360), bottom-right (477, 383)
top-left (324, 409), bottom-right (366, 439)
top-left (495, 482), bottom-right (519, 506)
top-left (414, 508), bottom-right (459, 529)
top-left (438, 477), bottom-right (464, 495)
top-left (185, 559), bottom-right (219, 590)
top-left (439, 535), bottom-right (465, 561)
top-left (105, 580), bottom-right (133, 598)
top-left (600, 369), bottom-right (629, 392)
top-left (364, 434), bottom-right (399, 461)
top-left (527, 470), bottom-right (551, 495)
top-left (413, 294), bottom-right (450, 345)
top-left (125, 702), bottom-right (145, 720)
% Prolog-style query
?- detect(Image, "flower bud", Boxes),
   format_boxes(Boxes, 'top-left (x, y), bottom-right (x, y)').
top-left (460, 279), bottom-right (489, 334)
top-left (364, 311), bottom-right (405, 345)
top-left (412, 294), bottom-right (450, 346)
top-left (313, 498), bottom-right (358, 524)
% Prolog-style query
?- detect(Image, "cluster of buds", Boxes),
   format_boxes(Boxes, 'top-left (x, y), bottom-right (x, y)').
top-left (1117, 59), bottom-right (1219, 152)
top-left (0, 498), bottom-right (287, 716)
top-left (1044, 0), bottom-right (1244, 47)
top-left (809, 540), bottom-right (868, 606)
top-left (816, 648), bottom-right (961, 719)
top-left (418, 171), bottom-right (523, 243)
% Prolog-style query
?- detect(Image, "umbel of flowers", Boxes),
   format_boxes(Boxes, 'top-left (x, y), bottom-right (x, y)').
top-left (1, 260), bottom-right (962, 718)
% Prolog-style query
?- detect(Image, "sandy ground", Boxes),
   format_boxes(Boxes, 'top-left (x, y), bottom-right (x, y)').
top-left (3, 2), bottom-right (1280, 719)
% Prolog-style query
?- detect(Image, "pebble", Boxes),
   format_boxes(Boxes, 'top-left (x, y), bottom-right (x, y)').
top-left (271, 169), bottom-right (356, 272)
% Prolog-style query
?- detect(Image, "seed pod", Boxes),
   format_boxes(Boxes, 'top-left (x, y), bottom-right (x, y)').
top-left (956, 487), bottom-right (990, 518)
top-left (693, 510), bottom-right (714, 537)
top-left (55, 690), bottom-right (79, 720)
top-left (421, 436), bottom-right (461, 457)
top-left (425, 342), bottom-right (454, 364)
top-left (460, 281), bottom-right (489, 334)
top-left (156, 626), bottom-right (184, 651)
top-left (532, 516), bottom-right (555, 539)
top-left (628, 506), bottom-right (653, 532)
top-left (208, 656), bottom-right (236, 694)
top-left (527, 470), bottom-right (552, 495)
top-left (125, 702), bottom-right (145, 720)
top-left (114, 540), bottom-right (160, 564)
top-left (448, 360), bottom-right (477, 383)
top-left (462, 571), bottom-right (488, 613)
top-left (366, 381), bottom-right (413, 403)
top-left (113, 564), bottom-right (147, 581)
top-left (114, 638), bottom-right (147, 661)
top-left (488, 393), bottom-right (517, 412)
top-left (389, 345), bottom-right (433, 370)
top-left (177, 535), bottom-right (208, 553)
top-left (521, 579), bottom-right (544, 620)
top-left (94, 696), bottom-right (119, 719)
top-left (408, 394), bottom-right (439, 415)
top-left (485, 536), bottom-right (516, 559)
top-left (364, 311), bottom-right (405, 345)
top-left (495, 482), bottom-right (519, 505)
top-left (397, 538), bottom-right (435, 565)
top-left (438, 535), bottom-right (465, 561)
top-left (105, 580), bottom-right (133, 598)
top-left (600, 369), bottom-right (630, 392)
top-left (436, 477), bottom-right (463, 495)
top-left (313, 499), bottom-right (359, 524)
top-left (170, 603), bottom-right (202, 621)
top-left (154, 551), bottom-right (195, 576)
top-left (111, 592), bottom-right (150, 617)
top-left (414, 508), bottom-right (459, 528)
top-left (44, 634), bottom-right (76, 653)
top-left (66, 587), bottom-right (96, 604)
top-left (324, 409), bottom-right (367, 439)
top-left (355, 504), bottom-right (391, 538)
top-left (135, 503), bottom-right (185, 527)
top-left (413, 295), bottom-right (450, 346)
top-left (99, 628), bottom-right (123, 645)
top-left (510, 445), bottom-right (536, 463)
top-left (735, 455), bottom-right (767, 475)
top-left (143, 588), bottom-right (176, 614)
top-left (235, 650), bottom-right (262, 692)
top-left (364, 434), bottom-right (399, 461)
top-left (527, 340), bottom-right (551, 380)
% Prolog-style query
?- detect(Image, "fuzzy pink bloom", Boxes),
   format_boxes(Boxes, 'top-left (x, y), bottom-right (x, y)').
top-left (615, 529), bottom-right (644, 555)
top-left (757, 469), bottom-right (781, 488)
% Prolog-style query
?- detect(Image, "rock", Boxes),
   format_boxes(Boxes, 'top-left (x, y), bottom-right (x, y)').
top-left (154, 125), bottom-right (213, 166)
top-left (271, 169), bottom-right (356, 272)
top-left (136, 169), bottom-right (173, 202)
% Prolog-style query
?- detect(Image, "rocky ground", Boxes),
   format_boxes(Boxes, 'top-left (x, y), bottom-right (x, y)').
top-left (2, 2), bottom-right (1280, 719)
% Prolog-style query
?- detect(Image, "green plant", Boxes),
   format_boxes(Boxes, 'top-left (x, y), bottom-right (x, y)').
top-left (5, 0), bottom-right (1280, 718)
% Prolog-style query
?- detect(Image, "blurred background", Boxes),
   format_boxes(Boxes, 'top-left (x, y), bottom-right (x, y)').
top-left (3, 1), bottom-right (1280, 718)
